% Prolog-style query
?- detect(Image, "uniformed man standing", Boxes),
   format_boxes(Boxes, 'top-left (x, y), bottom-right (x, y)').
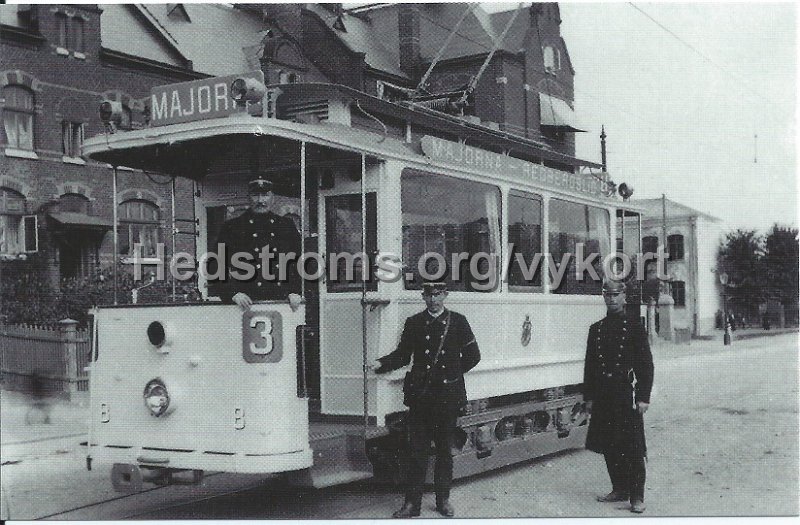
top-left (374, 282), bottom-right (481, 518)
top-left (583, 278), bottom-right (654, 513)
top-left (209, 176), bottom-right (302, 308)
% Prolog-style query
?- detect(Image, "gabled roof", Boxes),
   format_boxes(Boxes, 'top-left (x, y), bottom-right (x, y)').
top-left (101, 4), bottom-right (265, 76)
top-left (635, 197), bottom-right (721, 222)
top-left (304, 4), bottom-right (407, 79)
top-left (346, 3), bottom-right (533, 75)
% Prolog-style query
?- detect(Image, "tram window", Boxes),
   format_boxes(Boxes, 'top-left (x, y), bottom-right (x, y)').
top-left (548, 199), bottom-right (609, 295)
top-left (325, 193), bottom-right (377, 292)
top-left (507, 191), bottom-right (543, 291)
top-left (401, 169), bottom-right (501, 292)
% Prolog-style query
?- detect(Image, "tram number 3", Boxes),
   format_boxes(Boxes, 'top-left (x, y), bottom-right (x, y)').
top-left (250, 316), bottom-right (273, 355)
top-left (242, 311), bottom-right (283, 363)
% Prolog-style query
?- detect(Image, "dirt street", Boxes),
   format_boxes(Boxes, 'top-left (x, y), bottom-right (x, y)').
top-left (2, 333), bottom-right (797, 519)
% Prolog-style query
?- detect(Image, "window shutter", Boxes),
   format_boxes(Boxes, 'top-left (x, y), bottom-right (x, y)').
top-left (22, 214), bottom-right (38, 252)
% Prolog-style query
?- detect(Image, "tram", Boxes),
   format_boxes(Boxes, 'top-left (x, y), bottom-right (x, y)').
top-left (82, 71), bottom-right (644, 491)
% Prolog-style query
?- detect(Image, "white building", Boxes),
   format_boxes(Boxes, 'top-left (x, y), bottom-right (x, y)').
top-left (636, 198), bottom-right (725, 337)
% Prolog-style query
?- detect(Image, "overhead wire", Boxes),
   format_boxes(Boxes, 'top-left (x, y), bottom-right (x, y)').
top-left (626, 2), bottom-right (785, 108)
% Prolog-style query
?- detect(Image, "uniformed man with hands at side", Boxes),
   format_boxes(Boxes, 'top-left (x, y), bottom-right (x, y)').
top-left (373, 281), bottom-right (481, 519)
top-left (208, 175), bottom-right (301, 310)
top-left (584, 278), bottom-right (654, 514)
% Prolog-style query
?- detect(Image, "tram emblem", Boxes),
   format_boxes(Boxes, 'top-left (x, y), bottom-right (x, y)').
top-left (521, 315), bottom-right (532, 347)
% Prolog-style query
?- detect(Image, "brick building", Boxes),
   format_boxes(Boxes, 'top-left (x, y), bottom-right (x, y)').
top-left (0, 4), bottom-right (265, 292)
top-left (252, 3), bottom-right (582, 162)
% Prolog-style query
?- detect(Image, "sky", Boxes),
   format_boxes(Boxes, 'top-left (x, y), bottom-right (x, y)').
top-left (484, 2), bottom-right (797, 233)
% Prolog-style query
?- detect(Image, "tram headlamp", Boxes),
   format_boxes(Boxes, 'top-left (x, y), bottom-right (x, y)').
top-left (230, 77), bottom-right (266, 106)
top-left (143, 379), bottom-right (171, 417)
top-left (618, 182), bottom-right (634, 200)
top-left (99, 100), bottom-right (124, 125)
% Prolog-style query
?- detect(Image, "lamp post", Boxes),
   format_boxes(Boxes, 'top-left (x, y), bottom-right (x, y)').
top-left (719, 272), bottom-right (731, 346)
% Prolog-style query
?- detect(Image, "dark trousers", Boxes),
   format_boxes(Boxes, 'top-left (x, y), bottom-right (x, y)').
top-left (405, 403), bottom-right (458, 507)
top-left (604, 451), bottom-right (646, 502)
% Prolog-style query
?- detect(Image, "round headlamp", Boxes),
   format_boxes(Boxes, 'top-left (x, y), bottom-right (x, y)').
top-left (230, 77), bottom-right (266, 105)
top-left (143, 378), bottom-right (170, 417)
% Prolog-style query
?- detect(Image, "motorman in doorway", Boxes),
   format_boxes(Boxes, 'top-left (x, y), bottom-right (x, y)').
top-left (208, 175), bottom-right (301, 309)
top-left (373, 281), bottom-right (481, 518)
top-left (583, 278), bottom-right (654, 513)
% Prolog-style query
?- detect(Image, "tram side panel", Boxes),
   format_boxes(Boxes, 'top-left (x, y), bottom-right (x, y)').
top-left (88, 303), bottom-right (312, 474)
top-left (373, 297), bottom-right (604, 421)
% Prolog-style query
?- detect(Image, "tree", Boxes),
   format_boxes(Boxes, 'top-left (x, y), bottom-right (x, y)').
top-left (716, 229), bottom-right (765, 313)
top-left (763, 224), bottom-right (799, 324)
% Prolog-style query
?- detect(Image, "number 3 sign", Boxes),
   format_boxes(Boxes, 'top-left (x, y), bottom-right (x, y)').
top-left (242, 311), bottom-right (283, 363)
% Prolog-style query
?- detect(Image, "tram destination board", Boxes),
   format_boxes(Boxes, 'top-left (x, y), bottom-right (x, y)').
top-left (149, 71), bottom-right (264, 127)
top-left (421, 135), bottom-right (609, 198)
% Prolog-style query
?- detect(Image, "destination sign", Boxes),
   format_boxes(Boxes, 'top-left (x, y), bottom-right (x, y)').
top-left (420, 135), bottom-right (608, 197)
top-left (150, 71), bottom-right (264, 127)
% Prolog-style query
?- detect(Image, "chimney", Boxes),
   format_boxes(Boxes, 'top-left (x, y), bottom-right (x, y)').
top-left (398, 4), bottom-right (421, 80)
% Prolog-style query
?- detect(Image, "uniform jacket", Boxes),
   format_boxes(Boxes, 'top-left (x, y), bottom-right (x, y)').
top-left (583, 312), bottom-right (654, 457)
top-left (208, 209), bottom-right (301, 302)
top-left (376, 309), bottom-right (481, 410)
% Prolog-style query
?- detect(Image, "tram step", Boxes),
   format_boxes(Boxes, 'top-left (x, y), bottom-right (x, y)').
top-left (286, 432), bottom-right (374, 488)
top-left (296, 469), bottom-right (374, 489)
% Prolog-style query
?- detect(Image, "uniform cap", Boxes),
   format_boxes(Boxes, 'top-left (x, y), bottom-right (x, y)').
top-left (422, 281), bottom-right (448, 294)
top-left (248, 176), bottom-right (274, 194)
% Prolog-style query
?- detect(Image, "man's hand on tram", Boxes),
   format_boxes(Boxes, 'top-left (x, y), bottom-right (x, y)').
top-left (637, 401), bottom-right (649, 415)
top-left (232, 292), bottom-right (253, 310)
top-left (288, 293), bottom-right (302, 312)
top-left (370, 360), bottom-right (385, 374)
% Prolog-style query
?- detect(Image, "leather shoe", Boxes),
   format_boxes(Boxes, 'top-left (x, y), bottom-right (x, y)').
top-left (436, 500), bottom-right (455, 517)
top-left (596, 491), bottom-right (629, 502)
top-left (630, 500), bottom-right (646, 513)
top-left (392, 502), bottom-right (421, 519)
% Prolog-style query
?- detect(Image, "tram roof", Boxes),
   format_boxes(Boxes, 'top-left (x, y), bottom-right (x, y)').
top-left (84, 82), bottom-right (602, 175)
top-left (277, 83), bottom-right (602, 170)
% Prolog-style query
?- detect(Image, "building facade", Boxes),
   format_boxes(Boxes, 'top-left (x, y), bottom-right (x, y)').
top-left (637, 197), bottom-right (724, 337)
top-left (1, 4), bottom-right (275, 297)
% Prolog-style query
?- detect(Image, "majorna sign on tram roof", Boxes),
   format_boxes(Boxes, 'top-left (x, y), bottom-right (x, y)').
top-left (149, 71), bottom-right (264, 127)
top-left (421, 135), bottom-right (607, 197)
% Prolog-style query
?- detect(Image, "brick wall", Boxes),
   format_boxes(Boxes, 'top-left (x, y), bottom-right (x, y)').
top-left (1, 5), bottom-right (197, 289)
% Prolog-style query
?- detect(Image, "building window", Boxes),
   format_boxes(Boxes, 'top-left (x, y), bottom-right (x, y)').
top-left (543, 45), bottom-right (560, 72)
top-left (73, 17), bottom-right (85, 53)
top-left (56, 12), bottom-right (69, 48)
top-left (507, 191), bottom-right (543, 290)
top-left (0, 187), bottom-right (37, 256)
top-left (119, 199), bottom-right (161, 259)
top-left (401, 169), bottom-right (501, 292)
top-left (61, 121), bottom-right (84, 158)
top-left (642, 235), bottom-right (658, 256)
top-left (670, 280), bottom-right (686, 307)
top-left (2, 86), bottom-right (35, 150)
top-left (548, 199), bottom-right (610, 295)
top-left (667, 234), bottom-right (684, 261)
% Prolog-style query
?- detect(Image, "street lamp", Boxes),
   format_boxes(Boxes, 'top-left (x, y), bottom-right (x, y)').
top-left (719, 272), bottom-right (731, 346)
